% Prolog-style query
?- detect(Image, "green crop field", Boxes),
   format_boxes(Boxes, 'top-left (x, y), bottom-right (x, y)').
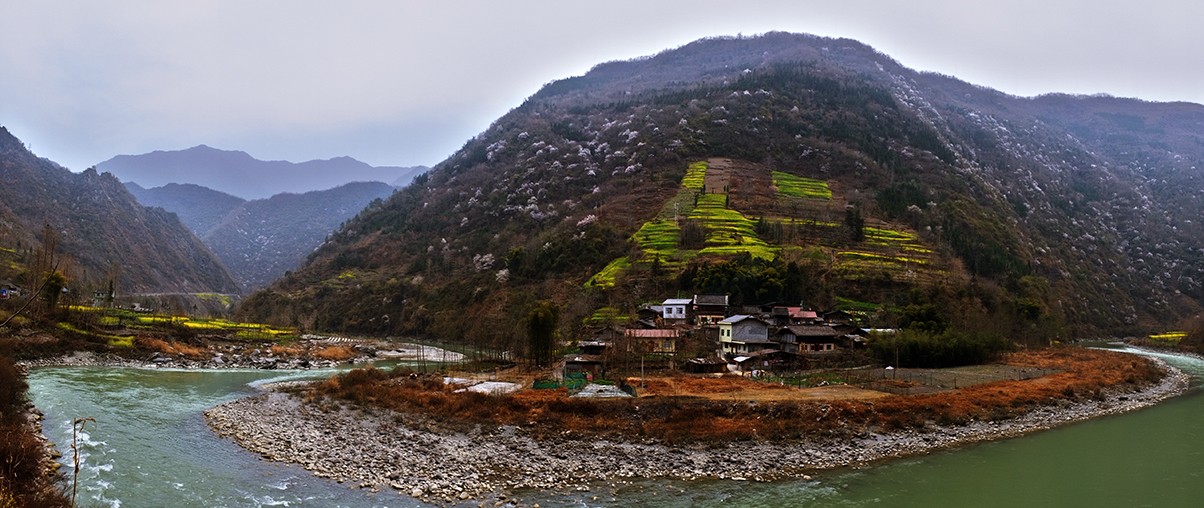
top-left (838, 251), bottom-right (929, 266)
top-left (585, 256), bottom-right (630, 288)
top-left (1148, 331), bottom-right (1186, 343)
top-left (584, 306), bottom-right (625, 325)
top-left (633, 220), bottom-right (681, 256)
top-left (772, 171), bottom-right (832, 199)
top-left (61, 305), bottom-right (298, 341)
top-left (682, 160), bottom-right (707, 190)
top-left (689, 194), bottom-right (777, 260)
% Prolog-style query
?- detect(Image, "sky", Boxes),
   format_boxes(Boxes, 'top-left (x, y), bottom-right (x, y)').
top-left (2, 0), bottom-right (1202, 172)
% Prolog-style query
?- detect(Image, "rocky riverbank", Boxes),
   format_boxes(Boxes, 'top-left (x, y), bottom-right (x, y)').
top-left (18, 340), bottom-right (464, 371)
top-left (205, 358), bottom-right (1190, 506)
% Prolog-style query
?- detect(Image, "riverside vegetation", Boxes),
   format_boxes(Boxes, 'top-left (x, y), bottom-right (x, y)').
top-left (0, 355), bottom-right (69, 508)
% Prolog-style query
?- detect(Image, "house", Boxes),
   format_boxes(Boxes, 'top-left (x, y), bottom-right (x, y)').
top-left (776, 325), bottom-right (842, 353)
top-left (718, 315), bottom-right (774, 355)
top-left (637, 304), bottom-right (664, 324)
top-left (624, 328), bottom-right (679, 355)
top-left (564, 355), bottom-right (605, 377)
top-left (692, 294), bottom-right (729, 324)
top-left (770, 306), bottom-right (820, 326)
top-left (661, 298), bottom-right (692, 322)
top-left (683, 357), bottom-right (728, 374)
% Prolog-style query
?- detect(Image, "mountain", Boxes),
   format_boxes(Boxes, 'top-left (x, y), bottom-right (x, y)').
top-left (236, 32), bottom-right (1204, 344)
top-left (127, 181), bottom-right (396, 290)
top-left (0, 127), bottom-right (239, 295)
top-left (97, 145), bottom-right (426, 199)
top-left (125, 182), bottom-right (246, 236)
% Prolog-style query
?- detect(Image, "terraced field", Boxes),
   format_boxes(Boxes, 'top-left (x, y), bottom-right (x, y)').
top-left (689, 194), bottom-right (775, 259)
top-left (586, 158), bottom-right (947, 292)
top-left (772, 170), bottom-right (832, 200)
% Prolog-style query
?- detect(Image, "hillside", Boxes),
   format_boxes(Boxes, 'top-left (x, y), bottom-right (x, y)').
top-left (237, 32), bottom-right (1204, 346)
top-left (127, 181), bottom-right (396, 290)
top-left (98, 144), bottom-right (426, 199)
top-left (0, 127), bottom-right (239, 296)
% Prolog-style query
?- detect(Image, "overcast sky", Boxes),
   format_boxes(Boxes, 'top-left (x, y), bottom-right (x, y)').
top-left (2, 0), bottom-right (1201, 172)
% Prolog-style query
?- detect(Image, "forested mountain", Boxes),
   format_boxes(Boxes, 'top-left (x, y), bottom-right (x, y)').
top-left (237, 32), bottom-right (1204, 347)
top-left (98, 144), bottom-right (426, 199)
top-left (125, 182), bottom-right (246, 236)
top-left (0, 127), bottom-right (239, 295)
top-left (127, 181), bottom-right (396, 290)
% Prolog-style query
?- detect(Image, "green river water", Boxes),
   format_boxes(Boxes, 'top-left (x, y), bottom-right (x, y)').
top-left (27, 348), bottom-right (1204, 507)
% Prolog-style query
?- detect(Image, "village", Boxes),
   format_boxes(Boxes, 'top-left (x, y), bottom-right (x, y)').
top-left (563, 294), bottom-right (877, 383)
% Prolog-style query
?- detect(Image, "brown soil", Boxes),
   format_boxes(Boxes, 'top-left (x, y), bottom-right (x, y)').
top-left (632, 375), bottom-right (890, 401)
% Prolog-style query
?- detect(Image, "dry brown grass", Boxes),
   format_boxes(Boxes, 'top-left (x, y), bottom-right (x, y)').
top-left (306, 347), bottom-right (1166, 444)
top-left (634, 374), bottom-right (890, 401)
top-left (269, 344), bottom-right (303, 357)
top-left (313, 345), bottom-right (357, 361)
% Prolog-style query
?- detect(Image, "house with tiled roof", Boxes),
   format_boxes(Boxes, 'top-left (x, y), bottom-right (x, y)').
top-left (718, 314), bottom-right (773, 355)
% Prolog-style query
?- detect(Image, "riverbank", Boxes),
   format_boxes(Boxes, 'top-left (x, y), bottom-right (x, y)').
top-left (18, 339), bottom-right (465, 371)
top-left (205, 353), bottom-right (1191, 506)
top-left (0, 355), bottom-right (71, 507)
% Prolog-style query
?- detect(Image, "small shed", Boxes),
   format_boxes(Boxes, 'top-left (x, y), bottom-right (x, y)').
top-left (683, 357), bottom-right (728, 374)
top-left (564, 354), bottom-right (605, 377)
top-left (733, 349), bottom-right (799, 372)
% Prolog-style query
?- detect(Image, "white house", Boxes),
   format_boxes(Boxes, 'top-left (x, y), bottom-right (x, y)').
top-left (661, 298), bottom-right (691, 321)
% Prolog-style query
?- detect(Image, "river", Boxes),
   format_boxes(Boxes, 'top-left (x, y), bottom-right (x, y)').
top-left (27, 348), bottom-right (1204, 507)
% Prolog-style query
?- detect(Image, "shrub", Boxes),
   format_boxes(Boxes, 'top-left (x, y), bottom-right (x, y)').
top-left (869, 329), bottom-right (1013, 368)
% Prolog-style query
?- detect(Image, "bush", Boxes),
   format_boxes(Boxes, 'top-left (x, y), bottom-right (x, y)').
top-left (869, 329), bottom-right (1012, 368)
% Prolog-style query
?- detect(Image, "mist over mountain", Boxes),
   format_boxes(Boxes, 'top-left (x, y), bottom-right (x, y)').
top-left (98, 145), bottom-right (426, 199)
top-left (236, 32), bottom-right (1204, 344)
top-left (126, 181), bottom-right (396, 290)
top-left (0, 127), bottom-right (239, 295)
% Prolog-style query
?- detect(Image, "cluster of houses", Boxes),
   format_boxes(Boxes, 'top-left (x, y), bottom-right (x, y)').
top-left (567, 294), bottom-right (871, 376)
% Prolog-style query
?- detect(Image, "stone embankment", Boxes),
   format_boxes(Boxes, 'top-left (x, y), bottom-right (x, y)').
top-left (205, 359), bottom-right (1190, 505)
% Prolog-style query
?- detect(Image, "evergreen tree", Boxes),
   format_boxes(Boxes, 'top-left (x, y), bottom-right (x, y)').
top-left (526, 301), bottom-right (559, 368)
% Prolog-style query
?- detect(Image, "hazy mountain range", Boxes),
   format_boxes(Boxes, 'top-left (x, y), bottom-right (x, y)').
top-left (126, 181), bottom-right (396, 290)
top-left (97, 144), bottom-right (426, 199)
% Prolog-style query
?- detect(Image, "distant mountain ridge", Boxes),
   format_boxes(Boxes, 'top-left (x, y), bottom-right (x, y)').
top-left (98, 145), bottom-right (426, 199)
top-left (126, 181), bottom-right (396, 290)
